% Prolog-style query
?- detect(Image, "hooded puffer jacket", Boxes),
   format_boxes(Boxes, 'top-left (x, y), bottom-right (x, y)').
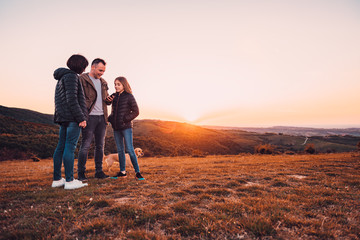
top-left (107, 91), bottom-right (139, 131)
top-left (53, 68), bottom-right (88, 124)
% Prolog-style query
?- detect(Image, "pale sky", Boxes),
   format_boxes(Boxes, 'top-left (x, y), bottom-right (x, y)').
top-left (1, 0), bottom-right (359, 128)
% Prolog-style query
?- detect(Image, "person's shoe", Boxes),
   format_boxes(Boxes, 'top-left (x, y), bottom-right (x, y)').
top-left (135, 172), bottom-right (145, 181)
top-left (95, 171), bottom-right (109, 179)
top-left (78, 172), bottom-right (88, 182)
top-left (51, 178), bottom-right (65, 188)
top-left (64, 179), bottom-right (88, 190)
top-left (114, 171), bottom-right (127, 178)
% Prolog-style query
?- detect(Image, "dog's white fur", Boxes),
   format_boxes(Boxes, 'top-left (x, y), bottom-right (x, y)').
top-left (104, 148), bottom-right (144, 171)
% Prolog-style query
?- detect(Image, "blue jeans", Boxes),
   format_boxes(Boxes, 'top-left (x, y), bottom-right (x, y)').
top-left (114, 128), bottom-right (140, 173)
top-left (53, 122), bottom-right (81, 182)
top-left (77, 115), bottom-right (107, 174)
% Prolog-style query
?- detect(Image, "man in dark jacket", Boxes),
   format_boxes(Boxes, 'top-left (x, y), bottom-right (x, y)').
top-left (52, 54), bottom-right (89, 190)
top-left (77, 58), bottom-right (110, 180)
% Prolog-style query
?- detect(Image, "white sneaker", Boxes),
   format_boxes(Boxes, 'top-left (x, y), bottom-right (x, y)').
top-left (51, 178), bottom-right (65, 188)
top-left (64, 179), bottom-right (88, 190)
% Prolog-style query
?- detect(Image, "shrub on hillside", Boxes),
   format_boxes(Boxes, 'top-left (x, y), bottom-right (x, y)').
top-left (255, 144), bottom-right (275, 154)
top-left (304, 143), bottom-right (316, 154)
top-left (191, 149), bottom-right (206, 158)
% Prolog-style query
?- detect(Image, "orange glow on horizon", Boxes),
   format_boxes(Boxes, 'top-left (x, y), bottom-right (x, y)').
top-left (1, 1), bottom-right (360, 128)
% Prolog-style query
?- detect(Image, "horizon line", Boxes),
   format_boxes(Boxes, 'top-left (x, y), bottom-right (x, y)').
top-left (1, 104), bottom-right (360, 130)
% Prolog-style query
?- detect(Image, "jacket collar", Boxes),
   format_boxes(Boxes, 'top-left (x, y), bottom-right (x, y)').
top-left (81, 73), bottom-right (106, 89)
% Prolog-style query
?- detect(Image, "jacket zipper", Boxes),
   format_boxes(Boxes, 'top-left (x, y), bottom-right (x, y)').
top-left (113, 94), bottom-right (120, 129)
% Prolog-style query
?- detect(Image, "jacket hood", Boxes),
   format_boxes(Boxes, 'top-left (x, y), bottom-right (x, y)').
top-left (53, 68), bottom-right (76, 81)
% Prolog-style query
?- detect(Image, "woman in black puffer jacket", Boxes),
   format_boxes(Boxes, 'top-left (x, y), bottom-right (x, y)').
top-left (54, 68), bottom-right (88, 124)
top-left (52, 54), bottom-right (89, 190)
top-left (106, 77), bottom-right (144, 180)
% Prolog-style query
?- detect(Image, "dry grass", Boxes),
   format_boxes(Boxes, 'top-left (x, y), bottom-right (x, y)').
top-left (0, 153), bottom-right (359, 239)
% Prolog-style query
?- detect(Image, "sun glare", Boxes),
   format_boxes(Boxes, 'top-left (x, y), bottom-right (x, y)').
top-left (175, 106), bottom-right (207, 123)
top-left (181, 111), bottom-right (200, 123)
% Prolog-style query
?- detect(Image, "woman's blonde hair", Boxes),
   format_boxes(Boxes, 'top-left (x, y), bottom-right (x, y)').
top-left (115, 76), bottom-right (132, 94)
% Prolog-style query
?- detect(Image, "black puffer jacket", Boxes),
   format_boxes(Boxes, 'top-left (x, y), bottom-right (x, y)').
top-left (107, 92), bottom-right (139, 130)
top-left (53, 68), bottom-right (88, 124)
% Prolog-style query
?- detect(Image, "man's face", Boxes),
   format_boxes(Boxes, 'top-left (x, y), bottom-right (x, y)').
top-left (90, 63), bottom-right (106, 79)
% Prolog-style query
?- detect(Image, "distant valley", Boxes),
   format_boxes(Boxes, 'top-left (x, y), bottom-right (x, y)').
top-left (205, 125), bottom-right (360, 137)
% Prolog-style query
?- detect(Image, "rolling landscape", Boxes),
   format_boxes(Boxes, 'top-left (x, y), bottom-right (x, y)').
top-left (0, 105), bottom-right (359, 239)
top-left (2, 0), bottom-right (360, 239)
top-left (1, 105), bottom-right (360, 161)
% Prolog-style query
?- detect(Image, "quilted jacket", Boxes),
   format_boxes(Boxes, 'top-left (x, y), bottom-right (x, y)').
top-left (53, 68), bottom-right (88, 124)
top-left (107, 91), bottom-right (139, 130)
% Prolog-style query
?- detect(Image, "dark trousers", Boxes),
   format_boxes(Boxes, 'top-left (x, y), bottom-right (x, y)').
top-left (77, 115), bottom-right (107, 174)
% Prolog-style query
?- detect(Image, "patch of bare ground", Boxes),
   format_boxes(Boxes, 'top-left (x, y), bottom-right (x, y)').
top-left (0, 153), bottom-right (359, 239)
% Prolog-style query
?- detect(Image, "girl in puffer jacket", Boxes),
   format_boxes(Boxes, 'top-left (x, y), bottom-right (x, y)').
top-left (106, 77), bottom-right (144, 180)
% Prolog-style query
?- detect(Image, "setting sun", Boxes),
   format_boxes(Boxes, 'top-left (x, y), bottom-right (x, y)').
top-left (1, 1), bottom-right (360, 128)
top-left (180, 109), bottom-right (201, 123)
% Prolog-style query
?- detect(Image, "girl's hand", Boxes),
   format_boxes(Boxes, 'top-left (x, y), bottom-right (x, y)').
top-left (79, 121), bottom-right (87, 128)
top-left (106, 95), bottom-right (114, 102)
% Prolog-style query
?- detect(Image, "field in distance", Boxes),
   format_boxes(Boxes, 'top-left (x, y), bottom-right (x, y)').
top-left (1, 153), bottom-right (359, 239)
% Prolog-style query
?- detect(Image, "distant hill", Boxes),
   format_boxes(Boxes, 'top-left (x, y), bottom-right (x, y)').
top-left (1, 106), bottom-right (360, 160)
top-left (130, 120), bottom-right (258, 156)
top-left (0, 105), bottom-right (54, 125)
top-left (0, 114), bottom-right (59, 160)
top-left (205, 125), bottom-right (360, 137)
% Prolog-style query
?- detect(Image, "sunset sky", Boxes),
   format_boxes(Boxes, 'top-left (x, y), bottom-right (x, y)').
top-left (0, 0), bottom-right (359, 128)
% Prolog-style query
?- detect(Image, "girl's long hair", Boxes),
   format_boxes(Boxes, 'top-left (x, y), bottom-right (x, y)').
top-left (115, 76), bottom-right (132, 94)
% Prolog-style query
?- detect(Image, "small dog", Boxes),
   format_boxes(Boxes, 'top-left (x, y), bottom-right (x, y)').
top-left (104, 148), bottom-right (144, 171)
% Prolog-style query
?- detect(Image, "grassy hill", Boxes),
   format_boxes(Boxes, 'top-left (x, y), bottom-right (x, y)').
top-left (1, 106), bottom-right (360, 160)
top-left (1, 153), bottom-right (359, 239)
top-left (0, 105), bottom-right (54, 125)
top-left (129, 120), bottom-right (359, 157)
top-left (0, 115), bottom-right (59, 160)
top-left (131, 120), bottom-right (258, 156)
